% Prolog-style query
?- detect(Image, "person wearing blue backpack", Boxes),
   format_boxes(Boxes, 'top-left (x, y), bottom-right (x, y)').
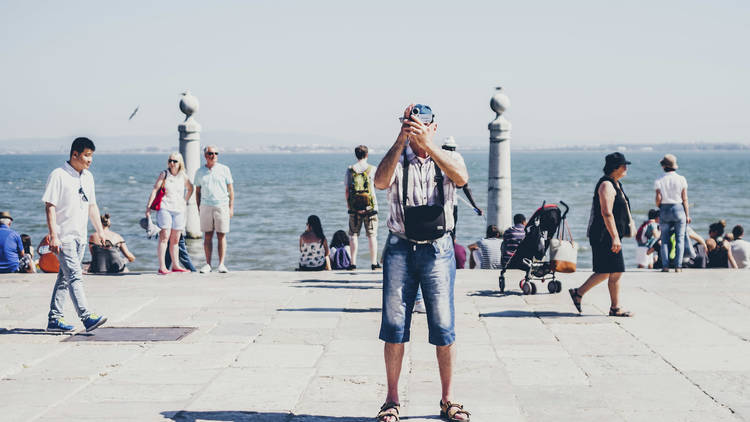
top-left (329, 230), bottom-right (353, 270)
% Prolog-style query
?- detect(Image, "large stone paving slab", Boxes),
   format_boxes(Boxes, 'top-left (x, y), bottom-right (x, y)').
top-left (0, 269), bottom-right (749, 421)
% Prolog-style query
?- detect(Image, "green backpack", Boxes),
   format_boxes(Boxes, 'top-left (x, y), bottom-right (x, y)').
top-left (348, 166), bottom-right (374, 212)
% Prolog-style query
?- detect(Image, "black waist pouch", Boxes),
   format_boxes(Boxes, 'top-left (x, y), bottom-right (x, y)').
top-left (404, 205), bottom-right (446, 241)
top-left (401, 148), bottom-right (447, 242)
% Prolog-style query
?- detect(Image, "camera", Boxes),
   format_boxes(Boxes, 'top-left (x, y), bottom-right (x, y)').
top-left (411, 104), bottom-right (434, 124)
top-left (400, 104), bottom-right (434, 125)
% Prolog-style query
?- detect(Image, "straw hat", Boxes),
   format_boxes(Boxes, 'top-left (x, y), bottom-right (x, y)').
top-left (660, 154), bottom-right (678, 169)
top-left (0, 211), bottom-right (13, 221)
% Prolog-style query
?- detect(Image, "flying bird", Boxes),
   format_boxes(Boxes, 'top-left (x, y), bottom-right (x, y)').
top-left (128, 105), bottom-right (140, 120)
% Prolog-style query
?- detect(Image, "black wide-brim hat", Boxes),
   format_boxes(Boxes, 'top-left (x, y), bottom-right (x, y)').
top-left (605, 152), bottom-right (631, 167)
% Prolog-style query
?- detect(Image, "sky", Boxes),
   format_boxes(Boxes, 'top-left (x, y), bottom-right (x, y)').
top-left (1, 0), bottom-right (749, 148)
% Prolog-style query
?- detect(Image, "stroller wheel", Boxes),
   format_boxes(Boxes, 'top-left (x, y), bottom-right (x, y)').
top-left (521, 282), bottom-right (531, 295)
top-left (498, 276), bottom-right (505, 292)
top-left (531, 282), bottom-right (538, 295)
top-left (555, 281), bottom-right (563, 293)
top-left (548, 281), bottom-right (557, 294)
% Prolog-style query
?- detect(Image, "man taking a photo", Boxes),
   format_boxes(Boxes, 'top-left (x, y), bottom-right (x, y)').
top-left (372, 104), bottom-right (470, 422)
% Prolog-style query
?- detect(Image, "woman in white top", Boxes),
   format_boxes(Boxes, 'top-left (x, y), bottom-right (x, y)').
top-left (654, 154), bottom-right (690, 272)
top-left (146, 152), bottom-right (194, 275)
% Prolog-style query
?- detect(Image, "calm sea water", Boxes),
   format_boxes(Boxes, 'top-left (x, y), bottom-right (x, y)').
top-left (1, 150), bottom-right (748, 272)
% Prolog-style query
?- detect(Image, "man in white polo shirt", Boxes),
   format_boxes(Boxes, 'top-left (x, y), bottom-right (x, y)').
top-left (42, 137), bottom-right (108, 332)
top-left (195, 145), bottom-right (234, 273)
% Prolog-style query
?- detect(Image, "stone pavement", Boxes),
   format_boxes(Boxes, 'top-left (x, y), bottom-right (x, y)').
top-left (1, 268), bottom-right (749, 421)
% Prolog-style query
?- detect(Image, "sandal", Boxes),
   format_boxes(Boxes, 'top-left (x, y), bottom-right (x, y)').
top-left (568, 288), bottom-right (582, 313)
top-left (609, 307), bottom-right (633, 317)
top-left (440, 400), bottom-right (471, 421)
top-left (376, 402), bottom-right (400, 422)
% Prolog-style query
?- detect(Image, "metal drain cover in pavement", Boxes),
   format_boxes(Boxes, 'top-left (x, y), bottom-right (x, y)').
top-left (63, 327), bottom-right (196, 342)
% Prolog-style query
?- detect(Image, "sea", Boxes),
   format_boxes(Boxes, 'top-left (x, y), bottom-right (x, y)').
top-left (2, 150), bottom-right (748, 273)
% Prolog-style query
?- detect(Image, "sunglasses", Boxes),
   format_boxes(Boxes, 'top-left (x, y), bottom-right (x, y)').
top-left (168, 159), bottom-right (178, 164)
top-left (78, 186), bottom-right (89, 202)
top-left (206, 152), bottom-right (219, 156)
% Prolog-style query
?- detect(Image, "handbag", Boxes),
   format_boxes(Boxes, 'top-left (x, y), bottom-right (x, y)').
top-left (550, 219), bottom-right (577, 273)
top-left (402, 148), bottom-right (446, 242)
top-left (149, 171), bottom-right (167, 211)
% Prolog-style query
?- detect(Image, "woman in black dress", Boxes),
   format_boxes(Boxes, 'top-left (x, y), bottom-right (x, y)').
top-left (569, 152), bottom-right (634, 317)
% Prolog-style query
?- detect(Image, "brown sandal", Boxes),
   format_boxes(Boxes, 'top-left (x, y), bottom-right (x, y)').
top-left (376, 402), bottom-right (400, 422)
top-left (609, 307), bottom-right (633, 317)
top-left (440, 400), bottom-right (471, 421)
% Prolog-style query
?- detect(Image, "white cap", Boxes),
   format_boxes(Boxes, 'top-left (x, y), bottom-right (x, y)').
top-left (442, 136), bottom-right (457, 149)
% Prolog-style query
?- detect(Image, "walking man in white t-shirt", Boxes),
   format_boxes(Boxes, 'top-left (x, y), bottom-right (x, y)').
top-left (42, 137), bottom-right (108, 332)
top-left (654, 154), bottom-right (690, 272)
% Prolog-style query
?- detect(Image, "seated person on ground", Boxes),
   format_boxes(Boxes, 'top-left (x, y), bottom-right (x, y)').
top-left (500, 214), bottom-right (526, 268)
top-left (329, 230), bottom-right (353, 270)
top-left (298, 215), bottom-right (331, 271)
top-left (706, 220), bottom-right (738, 269)
top-left (88, 213), bottom-right (136, 273)
top-left (18, 234), bottom-right (36, 273)
top-left (0, 211), bottom-right (26, 274)
top-left (468, 224), bottom-right (504, 269)
top-left (636, 209), bottom-right (660, 269)
top-left (731, 225), bottom-right (750, 269)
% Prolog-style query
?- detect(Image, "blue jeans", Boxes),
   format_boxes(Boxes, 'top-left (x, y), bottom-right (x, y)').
top-left (165, 234), bottom-right (196, 271)
top-left (48, 239), bottom-right (91, 320)
top-left (660, 204), bottom-right (686, 269)
top-left (379, 233), bottom-right (456, 346)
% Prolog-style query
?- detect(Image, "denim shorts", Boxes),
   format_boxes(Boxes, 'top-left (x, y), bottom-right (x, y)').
top-left (379, 232), bottom-right (456, 346)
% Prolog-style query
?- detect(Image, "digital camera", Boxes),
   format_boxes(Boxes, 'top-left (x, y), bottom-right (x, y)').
top-left (411, 104), bottom-right (434, 124)
top-left (400, 104), bottom-right (434, 125)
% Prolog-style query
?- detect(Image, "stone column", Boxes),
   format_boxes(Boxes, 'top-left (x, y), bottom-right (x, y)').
top-left (178, 91), bottom-right (202, 239)
top-left (487, 87), bottom-right (512, 232)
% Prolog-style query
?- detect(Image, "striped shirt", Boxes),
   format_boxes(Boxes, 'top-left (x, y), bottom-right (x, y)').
top-left (477, 238), bottom-right (503, 269)
top-left (501, 224), bottom-right (526, 267)
top-left (384, 146), bottom-right (464, 234)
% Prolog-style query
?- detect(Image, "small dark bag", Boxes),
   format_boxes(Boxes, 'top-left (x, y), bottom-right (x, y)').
top-left (402, 150), bottom-right (446, 241)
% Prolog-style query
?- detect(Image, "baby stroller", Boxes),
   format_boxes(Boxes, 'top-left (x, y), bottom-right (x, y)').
top-left (498, 201), bottom-right (569, 295)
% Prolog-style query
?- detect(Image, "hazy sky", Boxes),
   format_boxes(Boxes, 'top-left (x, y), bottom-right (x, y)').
top-left (2, 1), bottom-right (749, 147)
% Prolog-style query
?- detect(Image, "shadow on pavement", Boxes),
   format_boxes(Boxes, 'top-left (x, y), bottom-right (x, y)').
top-left (298, 278), bottom-right (381, 284)
top-left (467, 289), bottom-right (521, 297)
top-left (0, 328), bottom-right (70, 336)
top-left (293, 285), bottom-right (379, 290)
top-left (479, 310), bottom-right (582, 318)
top-left (164, 410), bottom-right (369, 421)
top-left (278, 307), bottom-right (381, 313)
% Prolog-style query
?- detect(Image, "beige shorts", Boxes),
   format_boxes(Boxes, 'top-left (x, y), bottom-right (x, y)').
top-left (200, 204), bottom-right (230, 233)
top-left (348, 212), bottom-right (378, 237)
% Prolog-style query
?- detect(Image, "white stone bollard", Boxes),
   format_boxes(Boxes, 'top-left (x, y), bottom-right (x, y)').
top-left (178, 91), bottom-right (202, 239)
top-left (488, 87), bottom-right (512, 232)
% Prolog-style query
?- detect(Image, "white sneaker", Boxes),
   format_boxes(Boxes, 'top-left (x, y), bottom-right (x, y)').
top-left (217, 264), bottom-right (228, 273)
top-left (199, 264), bottom-right (211, 273)
top-left (413, 300), bottom-right (426, 313)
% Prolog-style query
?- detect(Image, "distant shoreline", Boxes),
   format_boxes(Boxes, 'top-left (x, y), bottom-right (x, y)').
top-left (2, 143), bottom-right (749, 155)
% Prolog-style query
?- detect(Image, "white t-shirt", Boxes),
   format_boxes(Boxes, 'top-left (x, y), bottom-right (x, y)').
top-left (731, 239), bottom-right (750, 269)
top-left (160, 171), bottom-right (188, 213)
top-left (41, 162), bottom-right (96, 243)
top-left (654, 172), bottom-right (688, 205)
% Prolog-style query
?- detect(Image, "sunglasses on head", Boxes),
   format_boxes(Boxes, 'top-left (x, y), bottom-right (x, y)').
top-left (206, 152), bottom-right (219, 156)
top-left (168, 159), bottom-right (178, 164)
